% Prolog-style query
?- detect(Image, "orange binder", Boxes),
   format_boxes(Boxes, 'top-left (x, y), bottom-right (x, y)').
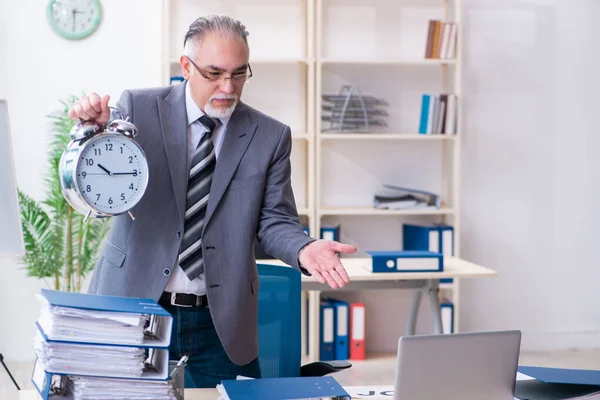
top-left (349, 302), bottom-right (366, 360)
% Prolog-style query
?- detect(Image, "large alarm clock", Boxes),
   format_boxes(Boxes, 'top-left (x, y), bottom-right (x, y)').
top-left (59, 118), bottom-right (149, 221)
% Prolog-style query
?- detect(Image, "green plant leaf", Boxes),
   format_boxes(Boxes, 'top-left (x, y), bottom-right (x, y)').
top-left (18, 191), bottom-right (61, 278)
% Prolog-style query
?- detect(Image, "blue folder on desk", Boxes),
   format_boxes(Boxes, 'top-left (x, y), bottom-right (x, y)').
top-left (220, 376), bottom-right (351, 400)
top-left (515, 366), bottom-right (600, 399)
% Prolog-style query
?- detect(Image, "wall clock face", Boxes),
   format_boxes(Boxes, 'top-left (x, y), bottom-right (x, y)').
top-left (47, 0), bottom-right (102, 40)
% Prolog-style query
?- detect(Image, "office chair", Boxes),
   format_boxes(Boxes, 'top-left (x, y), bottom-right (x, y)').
top-left (256, 263), bottom-right (351, 378)
top-left (181, 262), bottom-right (351, 387)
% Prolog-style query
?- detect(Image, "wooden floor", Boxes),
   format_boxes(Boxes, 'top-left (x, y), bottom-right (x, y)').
top-left (3, 349), bottom-right (600, 400)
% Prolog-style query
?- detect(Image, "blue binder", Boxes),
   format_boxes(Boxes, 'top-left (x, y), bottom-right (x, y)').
top-left (220, 376), bottom-right (351, 400)
top-left (367, 250), bottom-right (443, 273)
top-left (323, 298), bottom-right (349, 360)
top-left (515, 366), bottom-right (600, 399)
top-left (38, 288), bottom-right (173, 347)
top-left (170, 76), bottom-right (184, 85)
top-left (302, 225), bottom-right (310, 236)
top-left (34, 321), bottom-right (171, 379)
top-left (319, 301), bottom-right (336, 361)
top-left (31, 358), bottom-right (175, 400)
top-left (320, 225), bottom-right (340, 241)
top-left (518, 366), bottom-right (600, 386)
top-left (403, 223), bottom-right (454, 282)
top-left (403, 223), bottom-right (441, 253)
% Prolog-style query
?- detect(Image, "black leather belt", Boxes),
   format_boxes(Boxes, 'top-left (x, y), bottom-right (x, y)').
top-left (159, 291), bottom-right (209, 308)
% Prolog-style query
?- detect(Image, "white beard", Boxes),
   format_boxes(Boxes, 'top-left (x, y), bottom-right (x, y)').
top-left (204, 94), bottom-right (238, 118)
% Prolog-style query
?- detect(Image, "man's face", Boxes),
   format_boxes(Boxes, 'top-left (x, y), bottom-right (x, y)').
top-left (181, 32), bottom-right (250, 118)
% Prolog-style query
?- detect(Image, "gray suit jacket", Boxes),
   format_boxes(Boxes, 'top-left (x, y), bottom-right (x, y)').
top-left (87, 82), bottom-right (314, 365)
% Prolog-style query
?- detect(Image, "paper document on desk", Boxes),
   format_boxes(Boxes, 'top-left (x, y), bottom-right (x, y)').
top-left (343, 385), bottom-right (394, 398)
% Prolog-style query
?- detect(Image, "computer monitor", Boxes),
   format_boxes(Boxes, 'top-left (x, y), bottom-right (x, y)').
top-left (393, 330), bottom-right (521, 400)
top-left (0, 99), bottom-right (24, 258)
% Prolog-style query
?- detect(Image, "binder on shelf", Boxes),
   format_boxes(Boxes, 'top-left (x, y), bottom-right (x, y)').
top-left (349, 303), bottom-right (366, 360)
top-left (440, 301), bottom-right (454, 334)
top-left (323, 298), bottom-right (349, 361)
top-left (37, 288), bottom-right (173, 347)
top-left (515, 366), bottom-right (600, 399)
top-left (303, 225), bottom-right (310, 236)
top-left (403, 223), bottom-right (454, 282)
top-left (366, 251), bottom-right (443, 273)
top-left (319, 301), bottom-right (336, 361)
top-left (403, 223), bottom-right (440, 253)
top-left (218, 376), bottom-right (351, 400)
top-left (170, 76), bottom-right (184, 85)
top-left (320, 225), bottom-right (340, 242)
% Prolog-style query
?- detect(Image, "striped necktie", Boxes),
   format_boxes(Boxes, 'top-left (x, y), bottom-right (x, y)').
top-left (179, 115), bottom-right (218, 280)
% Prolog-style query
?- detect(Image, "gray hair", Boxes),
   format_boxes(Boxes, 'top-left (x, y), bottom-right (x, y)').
top-left (183, 15), bottom-right (249, 56)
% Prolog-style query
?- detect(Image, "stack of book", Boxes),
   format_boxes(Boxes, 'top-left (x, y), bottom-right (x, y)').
top-left (31, 289), bottom-right (181, 400)
top-left (424, 20), bottom-right (457, 60)
top-left (418, 93), bottom-right (458, 135)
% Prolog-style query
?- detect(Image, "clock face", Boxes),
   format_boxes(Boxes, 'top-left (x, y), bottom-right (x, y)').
top-left (75, 134), bottom-right (149, 215)
top-left (47, 0), bottom-right (102, 40)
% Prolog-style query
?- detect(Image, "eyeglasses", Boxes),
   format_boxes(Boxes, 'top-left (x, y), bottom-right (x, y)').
top-left (185, 56), bottom-right (252, 85)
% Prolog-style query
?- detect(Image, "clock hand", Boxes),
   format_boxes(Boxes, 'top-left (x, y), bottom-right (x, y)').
top-left (97, 164), bottom-right (113, 176)
top-left (112, 172), bottom-right (137, 175)
top-left (72, 9), bottom-right (76, 32)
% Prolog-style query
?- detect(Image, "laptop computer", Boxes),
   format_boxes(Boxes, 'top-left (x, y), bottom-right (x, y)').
top-left (393, 330), bottom-right (521, 400)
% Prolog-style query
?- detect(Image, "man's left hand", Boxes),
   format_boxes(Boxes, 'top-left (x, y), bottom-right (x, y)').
top-left (299, 240), bottom-right (357, 289)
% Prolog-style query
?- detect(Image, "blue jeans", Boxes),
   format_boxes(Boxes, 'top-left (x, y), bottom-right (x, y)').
top-left (164, 303), bottom-right (261, 388)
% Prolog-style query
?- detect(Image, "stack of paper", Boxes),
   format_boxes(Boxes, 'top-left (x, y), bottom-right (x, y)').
top-left (31, 289), bottom-right (179, 400)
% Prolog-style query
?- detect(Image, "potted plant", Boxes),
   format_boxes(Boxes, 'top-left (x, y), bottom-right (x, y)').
top-left (18, 96), bottom-right (110, 292)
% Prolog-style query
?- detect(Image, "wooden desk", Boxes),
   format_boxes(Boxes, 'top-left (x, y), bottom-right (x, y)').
top-left (20, 388), bottom-right (220, 399)
top-left (258, 256), bottom-right (497, 362)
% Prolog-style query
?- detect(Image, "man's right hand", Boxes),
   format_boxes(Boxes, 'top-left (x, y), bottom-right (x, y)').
top-left (68, 93), bottom-right (111, 124)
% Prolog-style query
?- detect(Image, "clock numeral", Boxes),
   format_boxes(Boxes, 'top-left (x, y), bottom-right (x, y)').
top-left (96, 194), bottom-right (101, 201)
top-left (128, 156), bottom-right (134, 163)
top-left (133, 169), bottom-right (138, 177)
top-left (85, 158), bottom-right (94, 166)
top-left (121, 193), bottom-right (126, 201)
top-left (120, 147), bottom-right (124, 154)
top-left (108, 197), bottom-right (113, 205)
top-left (86, 185), bottom-right (92, 192)
top-left (94, 149), bottom-right (101, 156)
top-left (81, 172), bottom-right (87, 178)
top-left (129, 183), bottom-right (134, 190)
top-left (105, 143), bottom-right (113, 151)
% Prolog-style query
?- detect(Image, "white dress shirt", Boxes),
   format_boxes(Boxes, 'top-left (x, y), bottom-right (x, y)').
top-left (164, 82), bottom-right (231, 296)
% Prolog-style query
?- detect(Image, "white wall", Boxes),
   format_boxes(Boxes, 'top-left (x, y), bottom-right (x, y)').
top-left (0, 0), bottom-right (164, 361)
top-left (460, 0), bottom-right (600, 350)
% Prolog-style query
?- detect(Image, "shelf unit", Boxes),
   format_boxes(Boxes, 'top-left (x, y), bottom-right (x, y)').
top-left (163, 0), bottom-right (462, 361)
top-left (314, 0), bottom-right (463, 356)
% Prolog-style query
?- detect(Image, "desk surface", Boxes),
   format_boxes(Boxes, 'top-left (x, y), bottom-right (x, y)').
top-left (20, 388), bottom-right (220, 400)
top-left (259, 256), bottom-right (497, 282)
